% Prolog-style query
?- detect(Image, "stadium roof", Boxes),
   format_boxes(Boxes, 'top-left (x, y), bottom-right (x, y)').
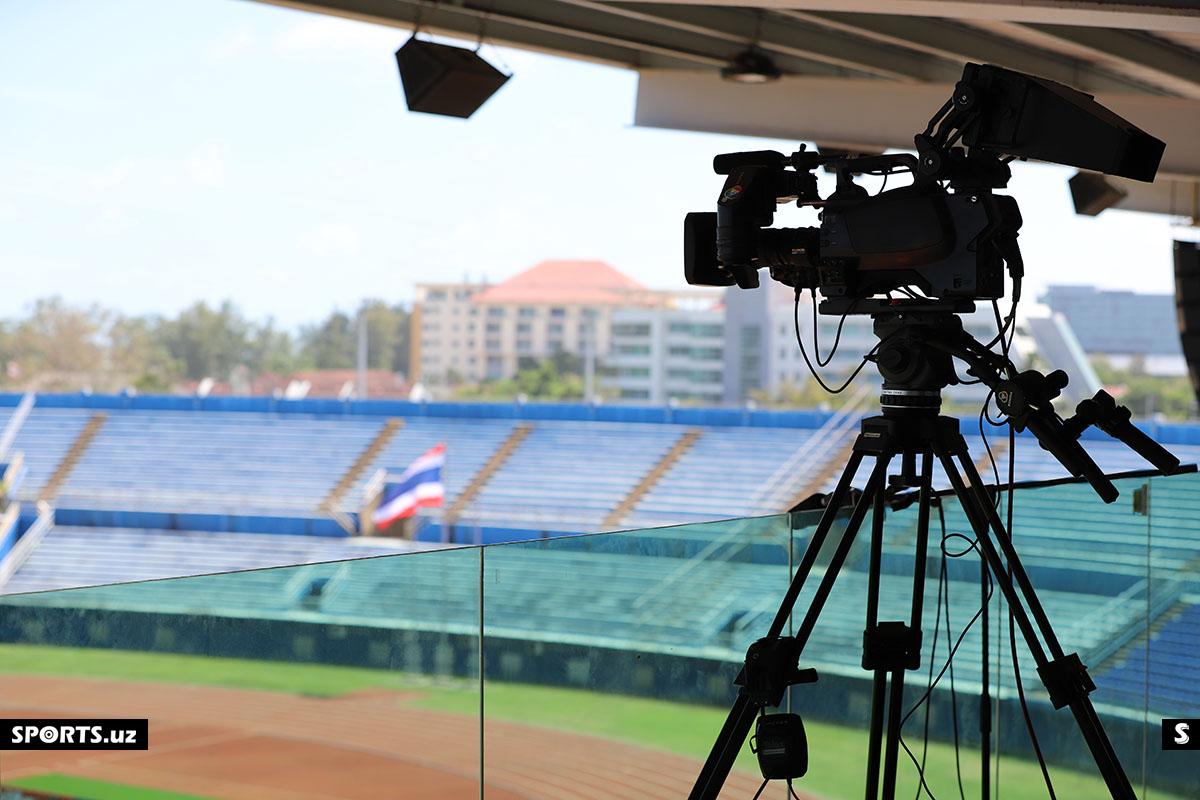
top-left (470, 259), bottom-right (657, 304)
top-left (260, 0), bottom-right (1200, 219)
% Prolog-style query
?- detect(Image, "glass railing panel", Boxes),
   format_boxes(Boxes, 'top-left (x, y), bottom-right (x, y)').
top-left (773, 471), bottom-right (1163, 799)
top-left (1146, 469), bottom-right (1200, 799)
top-left (480, 514), bottom-right (795, 799)
top-left (0, 547), bottom-right (482, 800)
top-left (982, 474), bottom-right (1160, 799)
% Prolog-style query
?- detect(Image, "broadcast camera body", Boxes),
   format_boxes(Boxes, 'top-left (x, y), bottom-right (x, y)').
top-left (684, 62), bottom-right (1164, 303)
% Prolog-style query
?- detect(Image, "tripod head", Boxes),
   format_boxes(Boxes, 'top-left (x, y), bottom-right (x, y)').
top-left (842, 298), bottom-right (1181, 503)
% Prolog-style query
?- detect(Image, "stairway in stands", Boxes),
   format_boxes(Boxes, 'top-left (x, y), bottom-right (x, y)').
top-left (444, 423), bottom-right (533, 526)
top-left (603, 429), bottom-right (702, 529)
top-left (38, 411), bottom-right (107, 504)
top-left (319, 418), bottom-right (404, 514)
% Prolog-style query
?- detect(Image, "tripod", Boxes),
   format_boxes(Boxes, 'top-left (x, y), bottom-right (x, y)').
top-left (689, 304), bottom-right (1180, 800)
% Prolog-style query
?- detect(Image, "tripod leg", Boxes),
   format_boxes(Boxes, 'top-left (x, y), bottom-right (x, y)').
top-left (863, 483), bottom-right (888, 800)
top-left (689, 450), bottom-right (876, 800)
top-left (938, 449), bottom-right (1136, 800)
top-left (880, 451), bottom-right (934, 800)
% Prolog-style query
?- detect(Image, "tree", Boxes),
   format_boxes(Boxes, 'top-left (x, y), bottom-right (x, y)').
top-left (6, 298), bottom-right (108, 389)
top-left (108, 316), bottom-right (181, 392)
top-left (299, 302), bottom-right (411, 375)
top-left (299, 312), bottom-right (355, 370)
top-left (157, 301), bottom-right (255, 381)
top-left (455, 356), bottom-right (584, 401)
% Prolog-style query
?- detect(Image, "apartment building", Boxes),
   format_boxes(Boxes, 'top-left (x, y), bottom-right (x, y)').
top-left (413, 260), bottom-right (665, 386)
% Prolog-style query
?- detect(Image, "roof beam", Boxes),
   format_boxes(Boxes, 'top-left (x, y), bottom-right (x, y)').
top-left (585, 3), bottom-right (956, 81)
top-left (652, 1), bottom-right (1200, 35)
top-left (633, 69), bottom-right (1200, 178)
top-left (255, 0), bottom-right (723, 70)
top-left (774, 10), bottom-right (1161, 95)
top-left (1004, 24), bottom-right (1200, 99)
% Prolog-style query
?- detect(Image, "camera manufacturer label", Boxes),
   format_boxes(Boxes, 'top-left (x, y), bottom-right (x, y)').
top-left (5, 719), bottom-right (148, 750)
top-left (1162, 719), bottom-right (1200, 750)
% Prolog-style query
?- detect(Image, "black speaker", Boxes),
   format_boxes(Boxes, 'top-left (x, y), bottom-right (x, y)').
top-left (1069, 171), bottom-right (1127, 216)
top-left (396, 37), bottom-right (510, 119)
top-left (1174, 240), bottom-right (1200, 406)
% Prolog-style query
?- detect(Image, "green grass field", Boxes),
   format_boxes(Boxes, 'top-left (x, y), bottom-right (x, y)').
top-left (4, 773), bottom-right (208, 800)
top-left (0, 644), bottom-right (1182, 800)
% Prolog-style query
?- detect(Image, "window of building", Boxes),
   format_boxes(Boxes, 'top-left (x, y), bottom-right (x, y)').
top-left (486, 322), bottom-right (501, 333)
top-left (516, 322), bottom-right (532, 334)
top-left (519, 307), bottom-right (537, 318)
top-left (427, 289), bottom-right (446, 301)
top-left (485, 339), bottom-right (501, 351)
top-left (617, 344), bottom-right (651, 356)
top-left (613, 323), bottom-right (651, 337)
top-left (548, 339), bottom-right (564, 352)
top-left (516, 339), bottom-right (532, 352)
top-left (550, 307), bottom-right (566, 318)
top-left (621, 389), bottom-right (650, 399)
top-left (619, 366), bottom-right (650, 378)
top-left (548, 322), bottom-right (563, 335)
top-left (487, 307), bottom-right (505, 318)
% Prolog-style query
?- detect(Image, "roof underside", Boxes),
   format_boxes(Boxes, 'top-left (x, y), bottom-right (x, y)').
top-left (257, 0), bottom-right (1200, 218)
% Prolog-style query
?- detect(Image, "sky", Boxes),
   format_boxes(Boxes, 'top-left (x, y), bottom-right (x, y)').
top-left (1, 0), bottom-right (1196, 329)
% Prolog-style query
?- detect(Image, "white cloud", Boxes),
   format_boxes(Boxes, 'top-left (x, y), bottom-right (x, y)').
top-left (300, 222), bottom-right (361, 255)
top-left (185, 141), bottom-right (227, 187)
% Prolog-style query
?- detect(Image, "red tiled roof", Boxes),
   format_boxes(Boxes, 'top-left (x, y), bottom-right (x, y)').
top-left (471, 260), bottom-right (656, 305)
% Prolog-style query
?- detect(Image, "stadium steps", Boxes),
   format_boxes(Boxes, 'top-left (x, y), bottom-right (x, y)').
top-left (38, 411), bottom-right (107, 504)
top-left (444, 423), bottom-right (533, 525)
top-left (1097, 598), bottom-right (1189, 674)
top-left (786, 435), bottom-right (858, 512)
top-left (319, 418), bottom-right (404, 513)
top-left (603, 428), bottom-right (702, 529)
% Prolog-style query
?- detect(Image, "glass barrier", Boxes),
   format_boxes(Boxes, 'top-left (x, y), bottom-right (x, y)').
top-left (0, 471), bottom-right (1196, 799)
top-left (479, 514), bottom-right (796, 799)
top-left (0, 548), bottom-right (483, 800)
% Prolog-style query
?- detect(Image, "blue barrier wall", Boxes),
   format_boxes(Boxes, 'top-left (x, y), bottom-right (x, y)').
top-left (5, 390), bottom-right (1199, 444)
top-left (51, 507), bottom-right (351, 538)
top-left (0, 392), bottom-right (841, 429)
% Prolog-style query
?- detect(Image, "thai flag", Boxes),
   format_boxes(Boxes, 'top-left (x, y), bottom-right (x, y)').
top-left (373, 443), bottom-right (446, 529)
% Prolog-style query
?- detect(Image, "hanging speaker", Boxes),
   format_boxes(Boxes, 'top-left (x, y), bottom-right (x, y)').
top-left (1173, 240), bottom-right (1200, 407)
top-left (396, 36), bottom-right (510, 119)
top-left (1069, 171), bottom-right (1127, 216)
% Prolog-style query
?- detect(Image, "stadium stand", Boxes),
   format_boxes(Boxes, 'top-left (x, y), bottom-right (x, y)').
top-left (3, 526), bottom-right (420, 595)
top-left (1099, 600), bottom-right (1200, 716)
top-left (0, 392), bottom-right (1197, 597)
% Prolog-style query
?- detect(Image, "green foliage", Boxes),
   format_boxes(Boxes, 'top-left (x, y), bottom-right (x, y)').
top-left (0, 297), bottom-right (410, 393)
top-left (750, 379), bottom-right (842, 410)
top-left (297, 301), bottom-right (410, 373)
top-left (1093, 358), bottom-right (1198, 420)
top-left (456, 355), bottom-right (586, 401)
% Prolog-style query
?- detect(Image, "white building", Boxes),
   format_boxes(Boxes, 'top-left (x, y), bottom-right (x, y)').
top-left (608, 306), bottom-right (725, 404)
top-left (413, 260), bottom-right (667, 387)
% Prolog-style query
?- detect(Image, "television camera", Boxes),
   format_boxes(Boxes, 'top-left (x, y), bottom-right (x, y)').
top-left (684, 62), bottom-right (1163, 302)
